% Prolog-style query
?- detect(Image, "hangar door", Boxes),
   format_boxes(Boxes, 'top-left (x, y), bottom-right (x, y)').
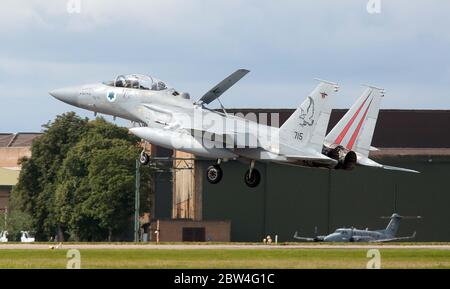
top-left (182, 227), bottom-right (205, 242)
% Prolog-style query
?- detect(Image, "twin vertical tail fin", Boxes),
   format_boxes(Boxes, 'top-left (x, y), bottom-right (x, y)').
top-left (325, 85), bottom-right (384, 157)
top-left (279, 80), bottom-right (339, 155)
top-left (326, 86), bottom-right (420, 173)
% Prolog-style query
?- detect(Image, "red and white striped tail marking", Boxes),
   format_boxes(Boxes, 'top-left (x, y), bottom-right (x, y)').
top-left (347, 98), bottom-right (373, 150)
top-left (334, 91), bottom-right (373, 149)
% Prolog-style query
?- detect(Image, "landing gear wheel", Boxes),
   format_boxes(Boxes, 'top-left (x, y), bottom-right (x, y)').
top-left (244, 169), bottom-right (261, 188)
top-left (206, 165), bottom-right (223, 184)
top-left (139, 151), bottom-right (150, 165)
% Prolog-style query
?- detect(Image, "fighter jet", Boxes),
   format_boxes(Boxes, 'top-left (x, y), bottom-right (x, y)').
top-left (293, 213), bottom-right (419, 242)
top-left (49, 70), bottom-right (415, 188)
top-left (322, 86), bottom-right (419, 173)
top-left (50, 70), bottom-right (342, 187)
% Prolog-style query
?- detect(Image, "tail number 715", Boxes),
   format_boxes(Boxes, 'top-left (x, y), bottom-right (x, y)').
top-left (294, 131), bottom-right (303, 141)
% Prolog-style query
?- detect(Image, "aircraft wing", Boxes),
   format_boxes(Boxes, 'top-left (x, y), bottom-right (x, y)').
top-left (370, 232), bottom-right (417, 243)
top-left (278, 142), bottom-right (339, 165)
top-left (198, 69), bottom-right (250, 105)
top-left (293, 232), bottom-right (324, 242)
top-left (138, 103), bottom-right (257, 146)
top-left (350, 236), bottom-right (373, 242)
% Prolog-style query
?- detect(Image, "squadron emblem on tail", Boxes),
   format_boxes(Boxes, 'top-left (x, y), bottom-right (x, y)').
top-left (298, 96), bottom-right (315, 127)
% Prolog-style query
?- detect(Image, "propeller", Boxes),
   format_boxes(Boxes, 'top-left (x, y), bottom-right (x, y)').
top-left (349, 227), bottom-right (355, 242)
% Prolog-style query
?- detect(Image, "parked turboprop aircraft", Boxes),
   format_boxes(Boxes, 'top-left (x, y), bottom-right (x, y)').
top-left (293, 213), bottom-right (419, 242)
top-left (49, 70), bottom-right (416, 187)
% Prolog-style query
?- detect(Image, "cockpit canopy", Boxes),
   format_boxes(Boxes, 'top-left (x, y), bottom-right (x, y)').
top-left (106, 74), bottom-right (169, 91)
top-left (335, 229), bottom-right (348, 235)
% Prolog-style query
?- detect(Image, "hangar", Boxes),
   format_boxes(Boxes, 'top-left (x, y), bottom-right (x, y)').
top-left (1, 111), bottom-right (449, 243)
top-left (0, 133), bottom-right (41, 214)
top-left (153, 109), bottom-right (450, 242)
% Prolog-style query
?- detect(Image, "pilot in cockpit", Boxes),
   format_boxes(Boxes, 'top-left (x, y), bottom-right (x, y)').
top-left (152, 81), bottom-right (167, 91)
top-left (115, 79), bottom-right (124, 87)
top-left (110, 74), bottom-right (168, 91)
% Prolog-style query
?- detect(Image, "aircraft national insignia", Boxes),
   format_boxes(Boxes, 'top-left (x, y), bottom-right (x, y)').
top-left (106, 91), bottom-right (116, 102)
top-left (298, 96), bottom-right (315, 127)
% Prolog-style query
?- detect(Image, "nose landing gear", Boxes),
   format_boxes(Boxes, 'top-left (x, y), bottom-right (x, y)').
top-left (140, 151), bottom-right (150, 165)
top-left (139, 141), bottom-right (150, 165)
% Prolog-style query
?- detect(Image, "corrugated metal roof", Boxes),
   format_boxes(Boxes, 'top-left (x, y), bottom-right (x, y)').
top-left (0, 133), bottom-right (42, 147)
top-left (0, 134), bottom-right (14, 147)
top-left (0, 167), bottom-right (19, 186)
top-left (330, 110), bottom-right (450, 149)
top-left (226, 109), bottom-right (450, 149)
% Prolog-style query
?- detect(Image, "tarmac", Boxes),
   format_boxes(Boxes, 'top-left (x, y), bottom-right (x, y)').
top-left (1, 244), bottom-right (450, 250)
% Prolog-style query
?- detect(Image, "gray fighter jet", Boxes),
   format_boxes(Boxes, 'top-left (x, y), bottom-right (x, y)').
top-left (49, 70), bottom-right (416, 187)
top-left (293, 213), bottom-right (419, 242)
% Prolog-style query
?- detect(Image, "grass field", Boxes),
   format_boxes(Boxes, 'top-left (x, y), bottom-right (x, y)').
top-left (0, 248), bottom-right (449, 269)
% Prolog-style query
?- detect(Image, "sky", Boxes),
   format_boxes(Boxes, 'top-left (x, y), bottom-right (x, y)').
top-left (1, 0), bottom-right (449, 132)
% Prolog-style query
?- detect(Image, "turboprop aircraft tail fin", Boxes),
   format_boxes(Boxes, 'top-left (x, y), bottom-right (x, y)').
top-left (383, 213), bottom-right (402, 238)
top-left (279, 79), bottom-right (339, 154)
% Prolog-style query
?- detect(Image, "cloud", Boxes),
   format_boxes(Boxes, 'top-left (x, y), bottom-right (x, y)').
top-left (0, 0), bottom-right (449, 131)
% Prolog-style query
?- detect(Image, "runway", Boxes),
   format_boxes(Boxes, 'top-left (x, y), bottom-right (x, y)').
top-left (1, 243), bottom-right (450, 250)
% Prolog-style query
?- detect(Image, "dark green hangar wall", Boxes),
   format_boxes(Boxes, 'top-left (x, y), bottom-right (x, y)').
top-left (200, 110), bottom-right (450, 242)
top-left (201, 156), bottom-right (450, 242)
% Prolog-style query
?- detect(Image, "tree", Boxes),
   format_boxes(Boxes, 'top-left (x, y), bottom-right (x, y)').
top-left (55, 133), bottom-right (142, 241)
top-left (12, 112), bottom-right (89, 239)
top-left (11, 113), bottom-right (153, 241)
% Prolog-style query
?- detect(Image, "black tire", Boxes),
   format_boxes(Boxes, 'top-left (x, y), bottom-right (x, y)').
top-left (244, 169), bottom-right (261, 188)
top-left (139, 152), bottom-right (150, 165)
top-left (206, 165), bottom-right (223, 184)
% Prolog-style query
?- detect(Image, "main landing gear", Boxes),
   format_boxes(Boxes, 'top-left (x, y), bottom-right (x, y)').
top-left (206, 164), bottom-right (223, 184)
top-left (206, 159), bottom-right (223, 184)
top-left (244, 160), bottom-right (260, 188)
top-left (206, 159), bottom-right (261, 188)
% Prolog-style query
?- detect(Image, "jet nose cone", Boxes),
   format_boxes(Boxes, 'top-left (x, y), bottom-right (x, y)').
top-left (49, 86), bottom-right (80, 104)
top-left (48, 89), bottom-right (59, 98)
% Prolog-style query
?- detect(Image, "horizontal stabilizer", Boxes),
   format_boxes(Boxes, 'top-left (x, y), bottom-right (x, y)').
top-left (382, 165), bottom-right (420, 174)
top-left (373, 231), bottom-right (417, 243)
top-left (198, 69), bottom-right (250, 105)
top-left (357, 156), bottom-right (419, 173)
top-left (293, 232), bottom-right (315, 242)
